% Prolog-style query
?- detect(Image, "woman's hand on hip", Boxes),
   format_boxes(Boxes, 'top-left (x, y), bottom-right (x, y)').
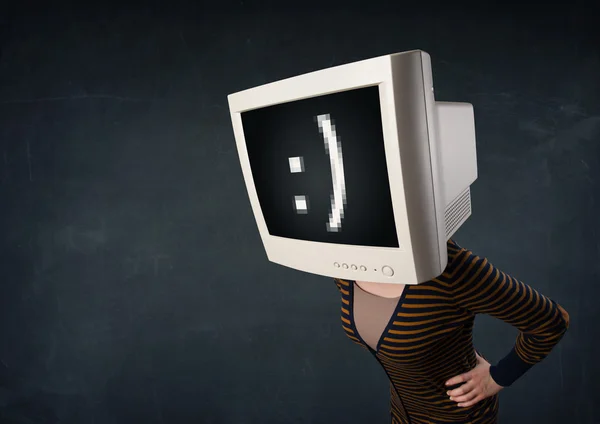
top-left (445, 351), bottom-right (504, 408)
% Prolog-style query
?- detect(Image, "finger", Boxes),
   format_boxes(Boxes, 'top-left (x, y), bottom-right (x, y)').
top-left (451, 390), bottom-right (479, 403)
top-left (458, 395), bottom-right (483, 408)
top-left (445, 372), bottom-right (471, 386)
top-left (447, 381), bottom-right (476, 397)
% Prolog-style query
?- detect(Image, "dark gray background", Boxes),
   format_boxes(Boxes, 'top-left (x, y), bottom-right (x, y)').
top-left (1, 2), bottom-right (598, 423)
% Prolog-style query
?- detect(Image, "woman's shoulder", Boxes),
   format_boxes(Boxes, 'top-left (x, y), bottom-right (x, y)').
top-left (333, 277), bottom-right (351, 292)
top-left (446, 238), bottom-right (476, 266)
top-left (442, 239), bottom-right (492, 287)
top-left (447, 238), bottom-right (466, 254)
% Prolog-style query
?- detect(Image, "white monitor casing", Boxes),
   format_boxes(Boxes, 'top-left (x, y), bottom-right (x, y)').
top-left (228, 50), bottom-right (477, 284)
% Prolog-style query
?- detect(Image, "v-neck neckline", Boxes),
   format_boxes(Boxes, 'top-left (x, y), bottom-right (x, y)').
top-left (349, 281), bottom-right (411, 354)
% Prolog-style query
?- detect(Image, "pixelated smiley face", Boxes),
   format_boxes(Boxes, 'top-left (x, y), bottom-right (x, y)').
top-left (241, 86), bottom-right (399, 248)
top-left (289, 113), bottom-right (345, 233)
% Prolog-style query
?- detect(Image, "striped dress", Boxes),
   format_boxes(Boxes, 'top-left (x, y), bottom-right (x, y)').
top-left (333, 239), bottom-right (570, 424)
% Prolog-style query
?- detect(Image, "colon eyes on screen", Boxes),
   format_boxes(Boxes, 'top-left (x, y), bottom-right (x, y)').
top-left (288, 114), bottom-right (348, 233)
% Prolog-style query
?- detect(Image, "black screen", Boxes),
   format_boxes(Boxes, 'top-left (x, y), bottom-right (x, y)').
top-left (241, 85), bottom-right (398, 248)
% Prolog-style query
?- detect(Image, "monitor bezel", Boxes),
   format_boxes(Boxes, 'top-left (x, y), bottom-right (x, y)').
top-left (227, 50), bottom-right (440, 284)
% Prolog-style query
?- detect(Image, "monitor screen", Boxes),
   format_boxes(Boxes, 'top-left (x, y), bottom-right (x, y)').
top-left (241, 85), bottom-right (399, 248)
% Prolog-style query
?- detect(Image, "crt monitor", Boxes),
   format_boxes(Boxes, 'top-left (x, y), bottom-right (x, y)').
top-left (227, 50), bottom-right (477, 284)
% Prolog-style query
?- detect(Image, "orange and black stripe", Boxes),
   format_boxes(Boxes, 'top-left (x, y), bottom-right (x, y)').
top-left (334, 239), bottom-right (569, 424)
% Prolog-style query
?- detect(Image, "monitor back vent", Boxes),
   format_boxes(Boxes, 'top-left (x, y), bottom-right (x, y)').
top-left (445, 188), bottom-right (472, 239)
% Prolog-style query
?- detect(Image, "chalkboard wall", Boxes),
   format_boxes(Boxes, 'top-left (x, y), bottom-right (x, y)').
top-left (1, 2), bottom-right (598, 423)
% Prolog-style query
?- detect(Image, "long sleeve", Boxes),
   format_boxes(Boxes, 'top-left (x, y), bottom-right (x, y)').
top-left (449, 244), bottom-right (570, 387)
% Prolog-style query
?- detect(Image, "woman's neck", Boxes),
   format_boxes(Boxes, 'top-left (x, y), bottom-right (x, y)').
top-left (355, 280), bottom-right (406, 299)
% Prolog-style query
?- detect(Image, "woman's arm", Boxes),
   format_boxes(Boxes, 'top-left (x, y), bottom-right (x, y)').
top-left (448, 242), bottom-right (570, 387)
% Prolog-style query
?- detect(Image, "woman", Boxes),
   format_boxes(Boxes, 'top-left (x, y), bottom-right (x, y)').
top-left (333, 239), bottom-right (569, 424)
